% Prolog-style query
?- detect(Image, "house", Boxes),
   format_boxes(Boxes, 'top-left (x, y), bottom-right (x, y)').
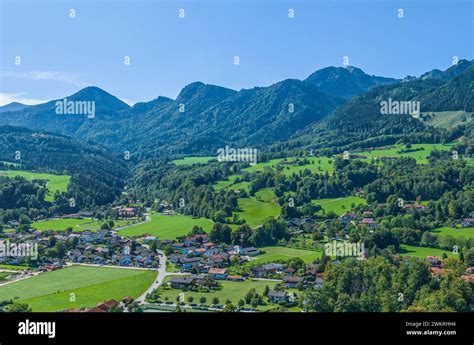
top-left (267, 290), bottom-right (288, 303)
top-left (118, 207), bottom-right (136, 218)
top-left (208, 268), bottom-right (227, 280)
top-left (95, 300), bottom-right (119, 312)
top-left (226, 275), bottom-right (244, 282)
top-left (461, 218), bottom-right (474, 227)
top-left (241, 247), bottom-right (259, 256)
top-left (465, 267), bottom-right (474, 275)
top-left (424, 256), bottom-right (441, 267)
top-left (283, 276), bottom-right (304, 288)
top-left (169, 276), bottom-right (195, 289)
top-left (283, 267), bottom-right (296, 276)
top-left (253, 263), bottom-right (284, 277)
top-left (179, 257), bottom-right (201, 270)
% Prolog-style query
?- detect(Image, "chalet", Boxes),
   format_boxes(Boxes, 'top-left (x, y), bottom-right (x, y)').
top-left (461, 218), bottom-right (474, 227)
top-left (169, 276), bottom-right (194, 289)
top-left (424, 256), bottom-right (441, 267)
top-left (283, 267), bottom-right (296, 276)
top-left (253, 263), bottom-right (284, 277)
top-left (96, 299), bottom-right (119, 312)
top-left (179, 257), bottom-right (201, 270)
top-left (226, 275), bottom-right (244, 282)
top-left (208, 267), bottom-right (227, 280)
top-left (118, 207), bottom-right (136, 218)
top-left (268, 290), bottom-right (288, 304)
top-left (283, 276), bottom-right (304, 288)
top-left (241, 247), bottom-right (259, 256)
top-left (465, 267), bottom-right (474, 275)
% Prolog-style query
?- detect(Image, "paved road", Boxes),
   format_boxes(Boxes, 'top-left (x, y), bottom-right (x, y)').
top-left (136, 250), bottom-right (168, 304)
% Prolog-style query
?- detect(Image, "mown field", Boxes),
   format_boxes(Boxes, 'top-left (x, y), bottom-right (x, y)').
top-left (249, 246), bottom-right (323, 264)
top-left (398, 244), bottom-right (456, 258)
top-left (234, 197), bottom-right (280, 228)
top-left (429, 227), bottom-right (474, 239)
top-left (159, 276), bottom-right (278, 310)
top-left (31, 218), bottom-right (135, 232)
top-left (312, 196), bottom-right (367, 216)
top-left (0, 170), bottom-right (70, 202)
top-left (118, 213), bottom-right (214, 239)
top-left (0, 264), bottom-right (28, 270)
top-left (0, 265), bottom-right (157, 312)
top-left (172, 156), bottom-right (215, 166)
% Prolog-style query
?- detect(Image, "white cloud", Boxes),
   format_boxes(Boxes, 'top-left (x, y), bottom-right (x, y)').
top-left (0, 92), bottom-right (49, 106)
top-left (1, 70), bottom-right (86, 88)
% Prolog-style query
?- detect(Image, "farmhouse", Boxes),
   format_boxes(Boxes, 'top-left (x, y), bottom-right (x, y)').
top-left (268, 290), bottom-right (288, 303)
top-left (283, 276), bottom-right (304, 288)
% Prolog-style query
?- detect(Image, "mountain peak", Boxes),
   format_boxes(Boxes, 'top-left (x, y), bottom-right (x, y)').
top-left (304, 65), bottom-right (398, 99)
top-left (67, 86), bottom-right (130, 111)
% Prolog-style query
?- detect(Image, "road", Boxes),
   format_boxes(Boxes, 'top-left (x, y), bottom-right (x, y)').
top-left (136, 249), bottom-right (169, 304)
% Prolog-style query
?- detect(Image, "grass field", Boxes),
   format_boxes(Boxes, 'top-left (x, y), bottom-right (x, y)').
top-left (312, 196), bottom-right (367, 216)
top-left (213, 175), bottom-right (238, 191)
top-left (0, 264), bottom-right (28, 270)
top-left (243, 157), bottom-right (334, 176)
top-left (0, 170), bottom-right (70, 202)
top-left (159, 276), bottom-right (278, 310)
top-left (430, 227), bottom-right (474, 239)
top-left (0, 272), bottom-right (12, 281)
top-left (399, 244), bottom-right (456, 258)
top-left (353, 143), bottom-right (454, 164)
top-left (250, 246), bottom-right (323, 264)
top-left (421, 111), bottom-right (473, 129)
top-left (255, 188), bottom-right (278, 203)
top-left (172, 156), bottom-right (215, 166)
top-left (31, 218), bottom-right (135, 232)
top-left (118, 213), bottom-right (214, 239)
top-left (0, 266), bottom-right (157, 312)
top-left (234, 197), bottom-right (280, 228)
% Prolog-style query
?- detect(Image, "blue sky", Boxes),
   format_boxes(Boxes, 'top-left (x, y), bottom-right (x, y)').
top-left (0, 0), bottom-right (472, 105)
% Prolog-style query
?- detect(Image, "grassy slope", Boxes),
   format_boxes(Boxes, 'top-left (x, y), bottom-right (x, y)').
top-left (0, 170), bottom-right (70, 202)
top-left (0, 266), bottom-right (156, 311)
top-left (421, 111), bottom-right (473, 129)
top-left (234, 197), bottom-right (280, 228)
top-left (31, 218), bottom-right (135, 232)
top-left (118, 213), bottom-right (214, 239)
top-left (399, 244), bottom-right (456, 258)
top-left (172, 157), bottom-right (215, 166)
top-left (312, 196), bottom-right (367, 216)
top-left (353, 143), bottom-right (454, 164)
top-left (250, 246), bottom-right (323, 264)
top-left (430, 227), bottom-right (474, 239)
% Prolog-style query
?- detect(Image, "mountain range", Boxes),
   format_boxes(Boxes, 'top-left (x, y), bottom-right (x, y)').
top-left (0, 60), bottom-right (472, 159)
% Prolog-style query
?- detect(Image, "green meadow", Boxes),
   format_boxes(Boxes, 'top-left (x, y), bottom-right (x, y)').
top-left (429, 227), bottom-right (474, 239)
top-left (0, 266), bottom-right (157, 312)
top-left (0, 170), bottom-right (70, 202)
top-left (312, 196), bottom-right (367, 216)
top-left (249, 246), bottom-right (323, 265)
top-left (118, 213), bottom-right (214, 239)
top-left (31, 218), bottom-right (136, 232)
top-left (243, 157), bottom-right (334, 176)
top-left (398, 244), bottom-right (456, 258)
top-left (172, 156), bottom-right (215, 166)
top-left (234, 197), bottom-right (280, 228)
top-left (159, 276), bottom-right (278, 310)
top-left (353, 143), bottom-right (454, 164)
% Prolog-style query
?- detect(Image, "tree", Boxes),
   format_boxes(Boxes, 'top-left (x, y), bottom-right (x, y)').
top-left (212, 297), bottom-right (220, 305)
top-left (199, 296), bottom-right (207, 304)
top-left (238, 299), bottom-right (245, 308)
top-left (187, 296), bottom-right (194, 303)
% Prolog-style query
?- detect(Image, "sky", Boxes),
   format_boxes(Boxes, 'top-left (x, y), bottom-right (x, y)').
top-left (0, 0), bottom-right (472, 106)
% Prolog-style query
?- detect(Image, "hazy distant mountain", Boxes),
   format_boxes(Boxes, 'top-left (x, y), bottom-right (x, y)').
top-left (0, 86), bottom-right (130, 137)
top-left (420, 59), bottom-right (473, 81)
top-left (304, 66), bottom-right (399, 99)
top-left (0, 102), bottom-right (29, 113)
